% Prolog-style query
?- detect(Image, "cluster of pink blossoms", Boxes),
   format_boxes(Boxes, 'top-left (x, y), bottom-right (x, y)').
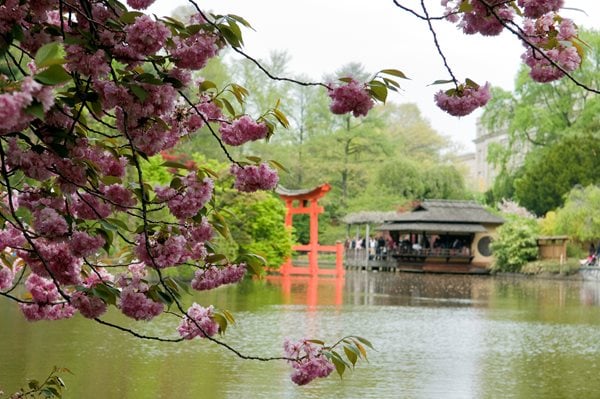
top-left (115, 263), bottom-right (164, 321)
top-left (283, 339), bottom-right (335, 385)
top-left (219, 116), bottom-right (269, 146)
top-left (19, 274), bottom-right (76, 321)
top-left (230, 163), bottom-right (279, 192)
top-left (0, 265), bottom-right (14, 290)
top-left (442, 0), bottom-right (514, 36)
top-left (177, 303), bottom-right (219, 339)
top-left (0, 76), bottom-right (54, 135)
top-left (521, 13), bottom-right (580, 82)
top-left (70, 267), bottom-right (114, 320)
top-left (518, 0), bottom-right (563, 18)
top-left (328, 79), bottom-right (374, 117)
top-left (434, 82), bottom-right (491, 117)
top-left (191, 264), bottom-right (247, 291)
top-left (155, 172), bottom-right (214, 220)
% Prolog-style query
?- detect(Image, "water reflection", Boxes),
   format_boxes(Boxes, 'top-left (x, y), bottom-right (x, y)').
top-left (2, 272), bottom-right (600, 398)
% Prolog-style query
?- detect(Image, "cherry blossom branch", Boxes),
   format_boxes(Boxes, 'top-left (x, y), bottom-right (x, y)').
top-left (178, 90), bottom-right (239, 165)
top-left (185, 0), bottom-right (326, 88)
top-left (420, 0), bottom-right (459, 87)
top-left (479, 0), bottom-right (600, 94)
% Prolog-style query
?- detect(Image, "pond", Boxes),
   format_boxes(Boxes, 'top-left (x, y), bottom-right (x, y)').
top-left (2, 271), bottom-right (600, 398)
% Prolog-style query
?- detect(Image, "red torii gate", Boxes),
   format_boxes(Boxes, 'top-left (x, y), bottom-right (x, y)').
top-left (276, 184), bottom-right (344, 277)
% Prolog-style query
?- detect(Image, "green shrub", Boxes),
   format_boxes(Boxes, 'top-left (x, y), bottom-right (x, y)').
top-left (491, 215), bottom-right (540, 272)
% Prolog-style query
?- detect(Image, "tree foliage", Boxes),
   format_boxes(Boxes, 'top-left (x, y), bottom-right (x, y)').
top-left (491, 215), bottom-right (540, 272)
top-left (513, 133), bottom-right (600, 215)
top-left (554, 185), bottom-right (600, 243)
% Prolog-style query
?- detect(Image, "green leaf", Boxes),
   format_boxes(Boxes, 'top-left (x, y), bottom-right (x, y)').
top-left (306, 339), bottom-right (325, 345)
top-left (429, 79), bottom-right (455, 86)
top-left (272, 108), bottom-right (290, 128)
top-left (130, 85), bottom-right (149, 102)
top-left (35, 65), bottom-right (71, 85)
top-left (35, 42), bottom-right (65, 68)
top-left (199, 80), bottom-right (217, 91)
top-left (459, 1), bottom-right (474, 12)
top-left (221, 98), bottom-right (236, 116)
top-left (344, 345), bottom-right (358, 366)
top-left (213, 313), bottom-right (228, 334)
top-left (226, 14), bottom-right (254, 29)
top-left (25, 103), bottom-right (46, 120)
top-left (368, 84), bottom-right (388, 103)
top-left (268, 159), bottom-right (289, 173)
top-left (205, 253), bottom-right (228, 263)
top-left (246, 155), bottom-right (262, 163)
top-left (379, 68), bottom-right (408, 79)
top-left (120, 11), bottom-right (144, 24)
top-left (465, 78), bottom-right (479, 88)
top-left (222, 309), bottom-right (235, 324)
top-left (354, 336), bottom-right (375, 349)
top-left (105, 218), bottom-right (130, 232)
top-left (331, 356), bottom-right (346, 378)
top-left (161, 161), bottom-right (189, 169)
top-left (219, 25), bottom-right (242, 48)
top-left (28, 379), bottom-right (40, 390)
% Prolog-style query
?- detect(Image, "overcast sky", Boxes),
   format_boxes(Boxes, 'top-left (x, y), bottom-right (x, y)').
top-left (149, 1), bottom-right (600, 152)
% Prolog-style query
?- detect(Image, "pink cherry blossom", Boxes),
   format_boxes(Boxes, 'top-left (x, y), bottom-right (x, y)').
top-left (328, 79), bottom-right (374, 117)
top-left (434, 81), bottom-right (491, 117)
top-left (69, 231), bottom-right (105, 258)
top-left (65, 45), bottom-right (110, 78)
top-left (520, 14), bottom-right (580, 82)
top-left (136, 233), bottom-right (191, 268)
top-left (0, 224), bottom-right (25, 252)
top-left (0, 266), bottom-right (14, 290)
top-left (155, 173), bottom-right (214, 219)
top-left (171, 32), bottom-right (220, 70)
top-left (19, 240), bottom-right (82, 285)
top-left (125, 15), bottom-right (171, 57)
top-left (220, 116), bottom-right (269, 146)
top-left (20, 302), bottom-right (76, 321)
top-left (191, 263), bottom-right (247, 291)
top-left (102, 184), bottom-right (137, 210)
top-left (230, 163), bottom-right (279, 192)
top-left (119, 286), bottom-right (164, 321)
top-left (183, 218), bottom-right (214, 243)
top-left (284, 339), bottom-right (335, 385)
top-left (177, 303), bottom-right (219, 339)
top-left (71, 192), bottom-right (112, 220)
top-left (517, 0), bottom-right (563, 18)
top-left (127, 0), bottom-right (156, 9)
top-left (33, 208), bottom-right (68, 237)
top-left (70, 291), bottom-right (107, 319)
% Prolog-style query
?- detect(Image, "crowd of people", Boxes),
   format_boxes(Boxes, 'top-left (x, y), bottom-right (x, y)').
top-left (344, 234), bottom-right (471, 260)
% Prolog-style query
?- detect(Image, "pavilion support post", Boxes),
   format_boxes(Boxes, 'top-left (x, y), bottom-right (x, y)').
top-left (365, 224), bottom-right (370, 268)
top-left (335, 241), bottom-right (345, 277)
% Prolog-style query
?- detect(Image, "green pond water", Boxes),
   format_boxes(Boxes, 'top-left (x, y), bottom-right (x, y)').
top-left (2, 271), bottom-right (600, 399)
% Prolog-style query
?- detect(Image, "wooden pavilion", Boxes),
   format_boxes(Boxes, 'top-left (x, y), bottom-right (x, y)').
top-left (344, 200), bottom-right (504, 274)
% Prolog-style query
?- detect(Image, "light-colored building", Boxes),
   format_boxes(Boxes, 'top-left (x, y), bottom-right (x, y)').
top-left (460, 120), bottom-right (531, 192)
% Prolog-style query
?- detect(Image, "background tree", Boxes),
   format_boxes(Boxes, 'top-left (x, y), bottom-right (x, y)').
top-left (553, 185), bottom-right (600, 244)
top-left (513, 133), bottom-right (600, 215)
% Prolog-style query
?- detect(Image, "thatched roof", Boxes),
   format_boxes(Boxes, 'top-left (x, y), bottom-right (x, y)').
top-left (383, 200), bottom-right (504, 225)
top-left (342, 211), bottom-right (399, 225)
top-left (379, 222), bottom-right (488, 233)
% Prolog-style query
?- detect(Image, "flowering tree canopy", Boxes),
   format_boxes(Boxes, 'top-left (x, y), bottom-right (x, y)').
top-left (0, 0), bottom-right (594, 387)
